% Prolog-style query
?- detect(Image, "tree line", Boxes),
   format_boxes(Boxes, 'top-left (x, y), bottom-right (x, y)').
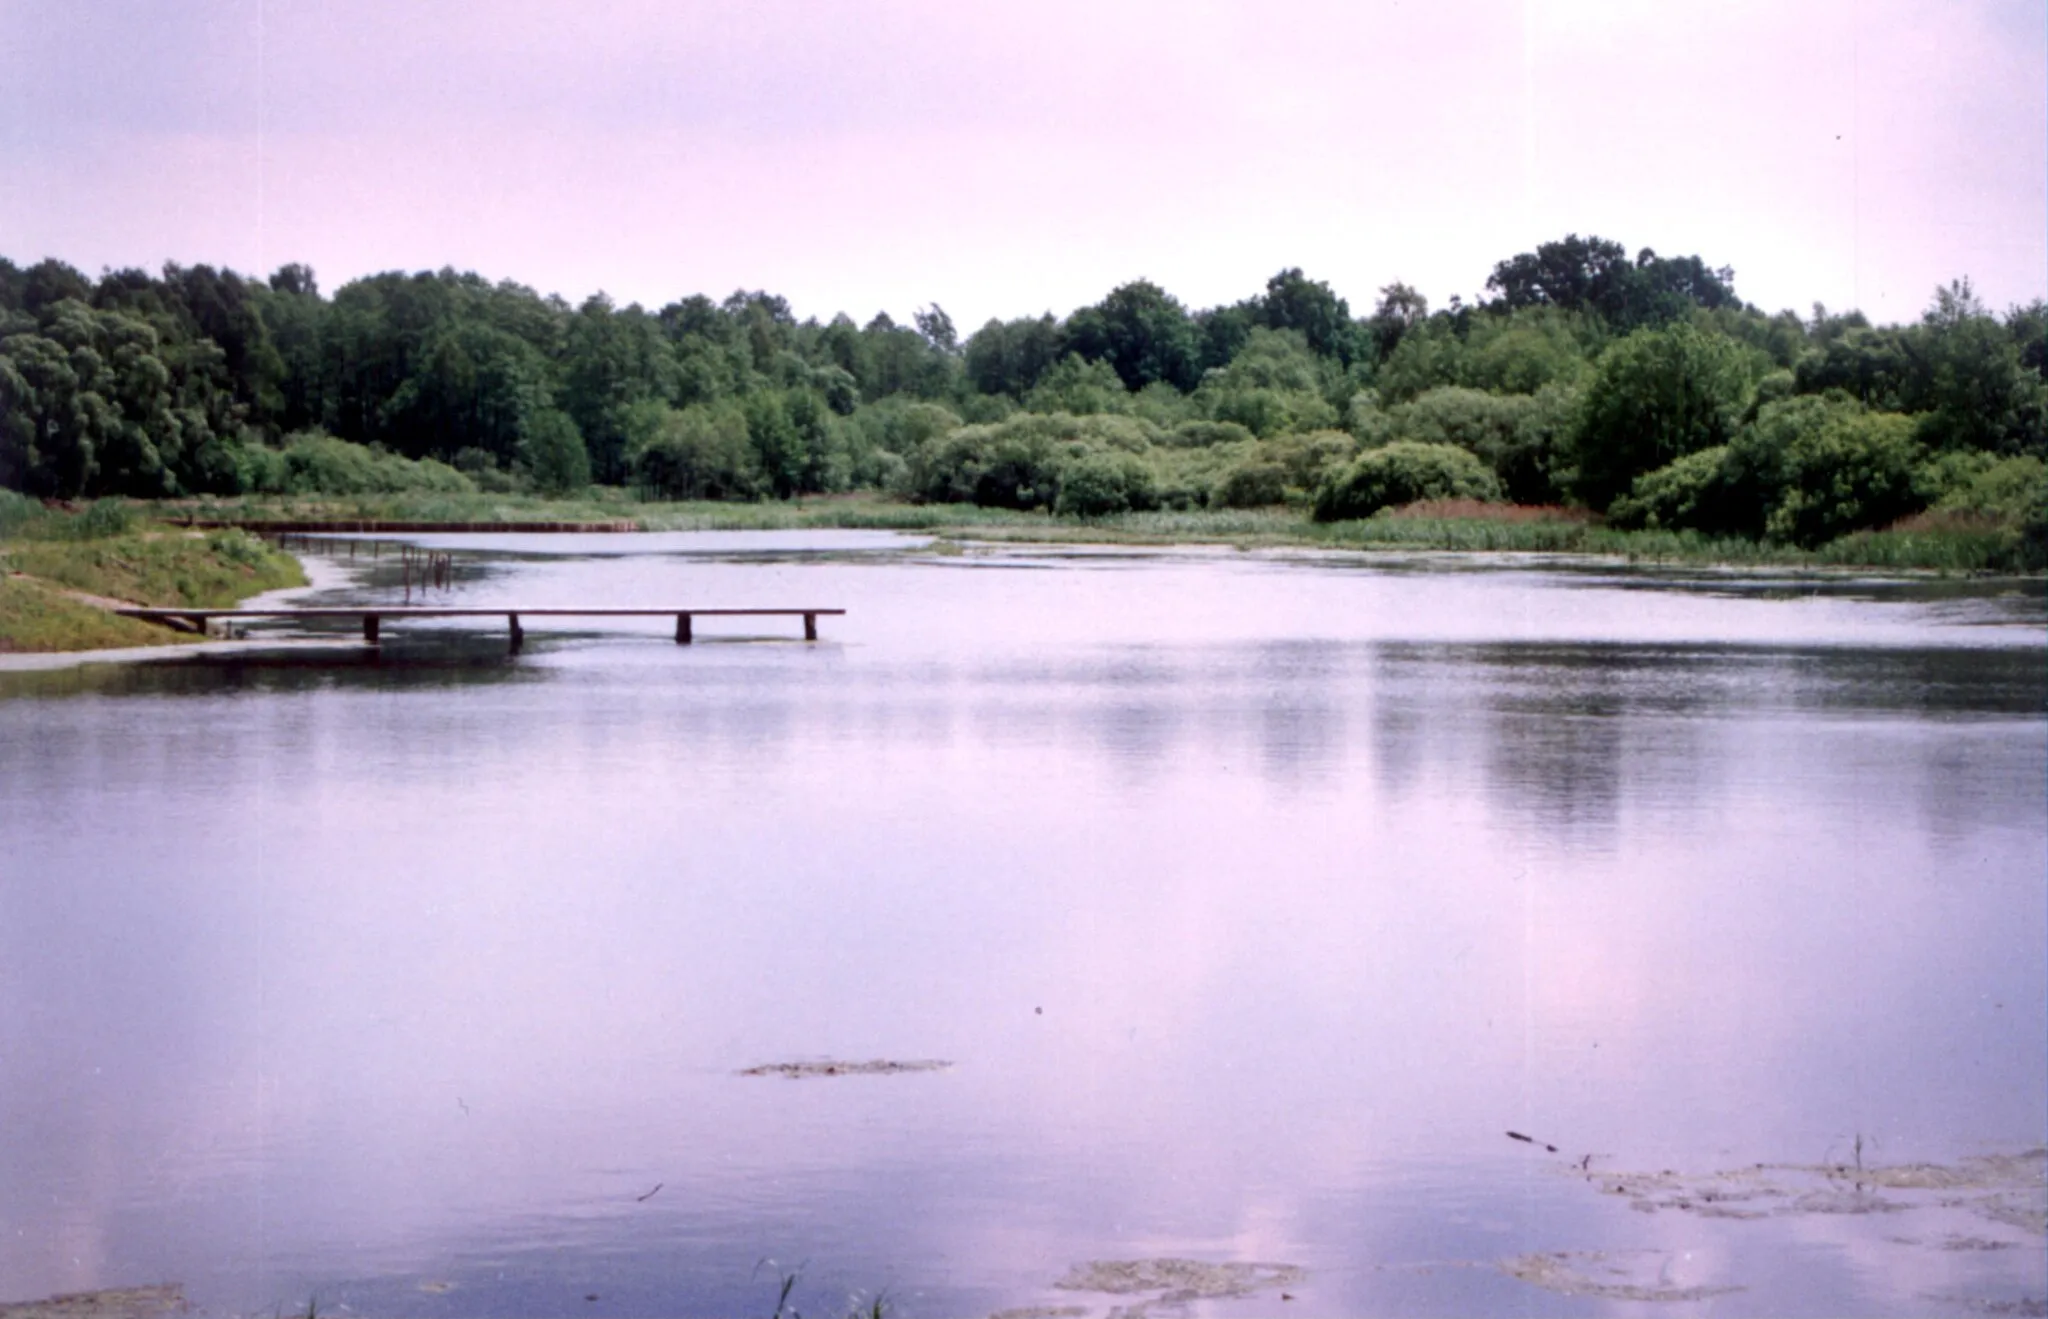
top-left (1, 235), bottom-right (2041, 554)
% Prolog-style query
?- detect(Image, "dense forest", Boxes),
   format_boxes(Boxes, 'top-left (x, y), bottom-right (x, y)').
top-left (1, 236), bottom-right (2042, 554)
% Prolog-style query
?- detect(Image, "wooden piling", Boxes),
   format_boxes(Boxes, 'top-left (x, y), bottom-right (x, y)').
top-left (675, 613), bottom-right (693, 644)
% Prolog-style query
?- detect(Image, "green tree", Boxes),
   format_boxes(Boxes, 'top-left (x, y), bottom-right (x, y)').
top-left (1568, 322), bottom-right (1762, 509)
top-left (1194, 329), bottom-right (1340, 436)
top-left (1061, 280), bottom-right (1201, 391)
top-left (519, 408), bottom-right (590, 493)
top-left (1258, 268), bottom-right (1359, 364)
top-left (964, 314), bottom-right (1062, 398)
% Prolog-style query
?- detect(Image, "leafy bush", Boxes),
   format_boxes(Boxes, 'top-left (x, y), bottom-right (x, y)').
top-left (631, 403), bottom-right (761, 500)
top-left (909, 413), bottom-right (1167, 510)
top-left (846, 399), bottom-right (963, 456)
top-left (1568, 323), bottom-right (1764, 510)
top-left (1312, 441), bottom-right (1502, 521)
top-left (1160, 419), bottom-right (1256, 449)
top-left (1460, 308), bottom-right (1594, 395)
top-left (519, 408), bottom-right (592, 494)
top-left (1606, 446), bottom-right (1749, 534)
top-left (1749, 405), bottom-right (1920, 546)
top-left (1211, 460), bottom-right (1290, 508)
top-left (1611, 395), bottom-right (1926, 546)
top-left (243, 433), bottom-right (478, 496)
top-left (1386, 385), bottom-right (1574, 504)
top-left (1024, 354), bottom-right (1132, 415)
top-left (1930, 454), bottom-right (2047, 568)
top-left (1930, 453), bottom-right (2046, 521)
top-left (1194, 329), bottom-right (1342, 437)
top-left (1054, 450), bottom-right (1161, 517)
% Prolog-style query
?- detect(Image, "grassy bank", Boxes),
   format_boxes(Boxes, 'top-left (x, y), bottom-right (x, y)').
top-left (0, 497), bottom-right (307, 653)
top-left (0, 577), bottom-right (176, 652)
top-left (131, 490), bottom-right (2048, 575)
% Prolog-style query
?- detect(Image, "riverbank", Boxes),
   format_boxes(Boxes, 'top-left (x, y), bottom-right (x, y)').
top-left (158, 490), bottom-right (2045, 575)
top-left (0, 502), bottom-right (308, 655)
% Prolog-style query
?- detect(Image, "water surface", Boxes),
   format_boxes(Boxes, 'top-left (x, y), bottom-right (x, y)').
top-left (2, 535), bottom-right (2042, 1317)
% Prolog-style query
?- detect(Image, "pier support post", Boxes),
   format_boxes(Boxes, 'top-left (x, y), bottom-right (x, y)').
top-left (804, 612), bottom-right (817, 642)
top-left (508, 613), bottom-right (524, 652)
top-left (675, 613), bottom-right (693, 644)
top-left (363, 614), bottom-right (381, 645)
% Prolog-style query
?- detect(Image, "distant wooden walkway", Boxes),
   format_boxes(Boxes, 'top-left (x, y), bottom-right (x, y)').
top-left (114, 606), bottom-right (844, 649)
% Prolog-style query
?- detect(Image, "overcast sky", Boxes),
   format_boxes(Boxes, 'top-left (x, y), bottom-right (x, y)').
top-left (2, 0), bottom-right (2042, 329)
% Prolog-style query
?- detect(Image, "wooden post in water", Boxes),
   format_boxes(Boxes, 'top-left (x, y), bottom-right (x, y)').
top-left (363, 614), bottom-right (381, 645)
top-left (675, 613), bottom-right (693, 645)
top-left (507, 613), bottom-right (524, 652)
top-left (804, 612), bottom-right (817, 642)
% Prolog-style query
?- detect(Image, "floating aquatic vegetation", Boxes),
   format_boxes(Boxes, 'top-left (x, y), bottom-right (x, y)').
top-left (0, 1286), bottom-right (187, 1319)
top-left (739, 1058), bottom-right (953, 1079)
top-left (1054, 1257), bottom-right (1305, 1314)
top-left (1501, 1250), bottom-right (1743, 1303)
top-left (1577, 1147), bottom-right (2045, 1233)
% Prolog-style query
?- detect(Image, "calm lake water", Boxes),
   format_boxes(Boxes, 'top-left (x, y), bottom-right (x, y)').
top-left (2, 533), bottom-right (2043, 1317)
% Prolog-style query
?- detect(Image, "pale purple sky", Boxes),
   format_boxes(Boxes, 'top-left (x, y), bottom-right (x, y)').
top-left (3, 0), bottom-right (2042, 328)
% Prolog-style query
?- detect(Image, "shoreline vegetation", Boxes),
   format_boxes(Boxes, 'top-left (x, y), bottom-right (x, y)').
top-left (0, 496), bottom-right (304, 653)
top-left (164, 489), bottom-right (2046, 574)
top-left (3, 235), bottom-right (2043, 581)
top-left (1, 487), bottom-right (2038, 656)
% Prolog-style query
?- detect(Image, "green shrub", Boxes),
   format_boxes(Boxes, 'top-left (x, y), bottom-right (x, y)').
top-left (1161, 419), bottom-right (1256, 449)
top-left (1913, 450), bottom-right (2000, 505)
top-left (909, 412), bottom-right (1163, 510)
top-left (520, 408), bottom-right (592, 494)
top-left (1932, 454), bottom-right (2047, 569)
top-left (1388, 385), bottom-right (1574, 504)
top-left (630, 403), bottom-right (761, 500)
top-left (1568, 322), bottom-right (1764, 510)
top-left (254, 432), bottom-right (478, 496)
top-left (1607, 446), bottom-right (1750, 534)
top-left (1212, 460), bottom-right (1290, 508)
top-left (1753, 407), bottom-right (1921, 547)
top-left (1054, 451), bottom-right (1160, 517)
top-left (1931, 453), bottom-right (2046, 521)
top-left (1611, 396), bottom-right (1926, 547)
top-left (1312, 441), bottom-right (1502, 521)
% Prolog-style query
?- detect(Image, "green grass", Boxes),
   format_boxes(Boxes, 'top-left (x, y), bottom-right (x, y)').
top-left (3, 529), bottom-right (306, 609)
top-left (0, 508), bottom-right (308, 652)
top-left (0, 576), bottom-right (182, 652)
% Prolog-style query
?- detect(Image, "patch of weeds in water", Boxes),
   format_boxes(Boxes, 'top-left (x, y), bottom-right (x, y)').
top-left (1575, 1146), bottom-right (2046, 1235)
top-left (1053, 1258), bottom-right (1304, 1315)
top-left (739, 1059), bottom-right (952, 1079)
top-left (0, 1286), bottom-right (187, 1319)
top-left (1501, 1250), bottom-right (1743, 1304)
top-left (1922, 1296), bottom-right (2048, 1317)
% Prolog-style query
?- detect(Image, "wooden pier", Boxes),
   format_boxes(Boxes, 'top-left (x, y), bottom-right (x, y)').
top-left (113, 606), bottom-right (845, 650)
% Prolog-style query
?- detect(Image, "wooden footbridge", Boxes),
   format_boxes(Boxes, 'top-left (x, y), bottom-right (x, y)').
top-left (113, 606), bottom-right (845, 650)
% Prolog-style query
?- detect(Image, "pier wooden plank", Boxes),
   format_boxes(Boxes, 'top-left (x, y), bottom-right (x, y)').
top-left (112, 606), bottom-right (844, 647)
